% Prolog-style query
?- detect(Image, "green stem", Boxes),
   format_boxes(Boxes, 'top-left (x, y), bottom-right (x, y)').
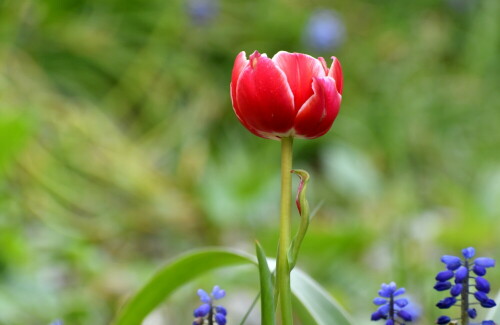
top-left (277, 137), bottom-right (293, 325)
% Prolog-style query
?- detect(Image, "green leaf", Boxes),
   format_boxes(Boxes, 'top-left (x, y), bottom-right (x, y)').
top-left (112, 248), bottom-right (255, 325)
top-left (291, 268), bottom-right (353, 325)
top-left (112, 248), bottom-right (352, 325)
top-left (255, 241), bottom-right (276, 325)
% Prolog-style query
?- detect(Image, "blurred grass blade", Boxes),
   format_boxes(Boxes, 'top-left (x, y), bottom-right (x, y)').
top-left (0, 113), bottom-right (32, 177)
top-left (255, 241), bottom-right (276, 325)
top-left (291, 268), bottom-right (353, 325)
top-left (112, 248), bottom-right (255, 325)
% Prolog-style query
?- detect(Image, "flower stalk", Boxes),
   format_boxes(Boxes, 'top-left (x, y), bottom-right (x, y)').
top-left (277, 136), bottom-right (294, 325)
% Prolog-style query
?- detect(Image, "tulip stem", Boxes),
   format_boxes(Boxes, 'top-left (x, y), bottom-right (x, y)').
top-left (277, 136), bottom-right (294, 325)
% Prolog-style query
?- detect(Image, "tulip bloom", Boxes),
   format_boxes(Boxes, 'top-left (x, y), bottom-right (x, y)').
top-left (230, 50), bottom-right (343, 140)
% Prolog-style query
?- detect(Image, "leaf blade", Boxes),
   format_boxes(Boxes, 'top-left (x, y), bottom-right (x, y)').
top-left (291, 268), bottom-right (353, 325)
top-left (112, 248), bottom-right (255, 325)
top-left (112, 248), bottom-right (352, 325)
top-left (255, 241), bottom-right (276, 325)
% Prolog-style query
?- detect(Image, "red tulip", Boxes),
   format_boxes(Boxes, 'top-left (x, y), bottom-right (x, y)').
top-left (230, 50), bottom-right (343, 140)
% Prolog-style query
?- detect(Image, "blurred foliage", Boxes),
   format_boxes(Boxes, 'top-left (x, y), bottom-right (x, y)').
top-left (0, 0), bottom-right (499, 324)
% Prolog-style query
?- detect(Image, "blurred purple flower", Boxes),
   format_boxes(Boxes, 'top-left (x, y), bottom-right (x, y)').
top-left (186, 0), bottom-right (219, 25)
top-left (304, 9), bottom-right (346, 53)
top-left (446, 0), bottom-right (479, 12)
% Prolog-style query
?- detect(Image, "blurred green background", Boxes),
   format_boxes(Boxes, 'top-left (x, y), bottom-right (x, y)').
top-left (1, 0), bottom-right (499, 324)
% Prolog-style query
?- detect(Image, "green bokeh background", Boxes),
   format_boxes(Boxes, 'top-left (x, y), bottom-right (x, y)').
top-left (1, 0), bottom-right (499, 324)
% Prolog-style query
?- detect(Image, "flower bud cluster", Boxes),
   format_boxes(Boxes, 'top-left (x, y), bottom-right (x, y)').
top-left (193, 286), bottom-right (227, 325)
top-left (371, 282), bottom-right (413, 325)
top-left (434, 247), bottom-right (496, 325)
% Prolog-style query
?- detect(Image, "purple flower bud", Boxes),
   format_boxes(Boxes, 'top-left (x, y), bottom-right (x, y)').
top-left (462, 247), bottom-right (475, 259)
top-left (454, 266), bottom-right (468, 283)
top-left (436, 270), bottom-right (454, 281)
top-left (373, 297), bottom-right (387, 305)
top-left (474, 291), bottom-right (489, 303)
top-left (482, 321), bottom-right (496, 325)
top-left (473, 264), bottom-right (487, 276)
top-left (476, 276), bottom-right (491, 293)
top-left (395, 298), bottom-right (409, 308)
top-left (212, 285), bottom-right (226, 300)
top-left (436, 297), bottom-right (457, 309)
top-left (385, 320), bottom-right (394, 325)
top-left (371, 310), bottom-right (384, 321)
top-left (397, 310), bottom-right (412, 321)
top-left (450, 284), bottom-right (463, 297)
top-left (468, 308), bottom-right (477, 319)
top-left (378, 303), bottom-right (390, 315)
top-left (481, 299), bottom-right (497, 308)
top-left (441, 255), bottom-right (462, 270)
top-left (193, 303), bottom-right (211, 317)
top-left (197, 289), bottom-right (211, 303)
top-left (434, 281), bottom-right (452, 291)
top-left (379, 282), bottom-right (397, 297)
top-left (215, 313), bottom-right (227, 325)
top-left (215, 306), bottom-right (227, 316)
top-left (436, 315), bottom-right (451, 324)
top-left (475, 257), bottom-right (496, 268)
top-left (403, 298), bottom-right (422, 321)
top-left (393, 288), bottom-right (406, 296)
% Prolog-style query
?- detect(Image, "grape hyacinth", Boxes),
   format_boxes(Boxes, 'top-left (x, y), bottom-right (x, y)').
top-left (303, 9), bottom-right (346, 53)
top-left (193, 286), bottom-right (227, 325)
top-left (186, 0), bottom-right (219, 25)
top-left (371, 282), bottom-right (414, 325)
top-left (434, 247), bottom-right (497, 325)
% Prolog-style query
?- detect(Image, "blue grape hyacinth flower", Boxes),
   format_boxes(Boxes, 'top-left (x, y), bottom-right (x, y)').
top-left (186, 0), bottom-right (219, 25)
top-left (303, 9), bottom-right (346, 53)
top-left (371, 282), bottom-right (414, 325)
top-left (193, 285), bottom-right (227, 325)
top-left (435, 247), bottom-right (497, 325)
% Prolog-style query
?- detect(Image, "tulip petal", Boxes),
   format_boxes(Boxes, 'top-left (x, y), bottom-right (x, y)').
top-left (273, 51), bottom-right (326, 111)
top-left (236, 51), bottom-right (295, 139)
top-left (230, 52), bottom-right (265, 137)
top-left (230, 51), bottom-right (249, 114)
top-left (319, 57), bottom-right (329, 75)
top-left (294, 77), bottom-right (341, 139)
top-left (328, 56), bottom-right (343, 95)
